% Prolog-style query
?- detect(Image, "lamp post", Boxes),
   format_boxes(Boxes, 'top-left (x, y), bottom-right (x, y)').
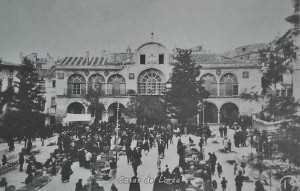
top-left (115, 102), bottom-right (120, 145)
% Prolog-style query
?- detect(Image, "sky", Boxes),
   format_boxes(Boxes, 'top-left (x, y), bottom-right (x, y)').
top-left (0, 0), bottom-right (293, 62)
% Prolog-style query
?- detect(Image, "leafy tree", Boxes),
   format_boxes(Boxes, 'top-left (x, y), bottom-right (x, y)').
top-left (241, 35), bottom-right (298, 121)
top-left (86, 88), bottom-right (105, 127)
top-left (166, 48), bottom-right (209, 126)
top-left (2, 58), bottom-right (45, 144)
top-left (125, 95), bottom-right (167, 125)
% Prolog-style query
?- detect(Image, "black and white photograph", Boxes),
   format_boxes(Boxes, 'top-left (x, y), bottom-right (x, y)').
top-left (0, 0), bottom-right (300, 191)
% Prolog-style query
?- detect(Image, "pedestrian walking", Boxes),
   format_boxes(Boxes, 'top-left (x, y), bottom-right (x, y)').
top-left (221, 177), bottom-right (228, 191)
top-left (1, 155), bottom-right (7, 166)
top-left (217, 163), bottom-right (223, 178)
top-left (212, 179), bottom-right (218, 191)
top-left (157, 156), bottom-right (161, 172)
top-left (234, 162), bottom-right (238, 175)
top-left (235, 171), bottom-right (244, 191)
top-left (18, 152), bottom-right (25, 172)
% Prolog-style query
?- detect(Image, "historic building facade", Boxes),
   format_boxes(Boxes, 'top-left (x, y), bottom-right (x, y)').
top-left (54, 42), bottom-right (173, 122)
top-left (0, 40), bottom-right (293, 125)
top-left (51, 41), bottom-right (278, 124)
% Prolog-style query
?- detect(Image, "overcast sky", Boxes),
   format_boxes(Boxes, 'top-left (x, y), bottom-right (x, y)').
top-left (0, 0), bottom-right (293, 62)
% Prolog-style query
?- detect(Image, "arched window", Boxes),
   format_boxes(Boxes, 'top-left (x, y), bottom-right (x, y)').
top-left (201, 74), bottom-right (217, 97)
top-left (68, 74), bottom-right (86, 96)
top-left (88, 74), bottom-right (105, 94)
top-left (138, 69), bottom-right (165, 95)
top-left (220, 73), bottom-right (238, 96)
top-left (107, 74), bottom-right (126, 96)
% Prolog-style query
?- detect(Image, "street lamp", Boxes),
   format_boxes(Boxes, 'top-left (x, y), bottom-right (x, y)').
top-left (114, 102), bottom-right (120, 145)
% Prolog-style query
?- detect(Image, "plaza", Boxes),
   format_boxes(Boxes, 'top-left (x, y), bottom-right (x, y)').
top-left (1, 0), bottom-right (300, 191)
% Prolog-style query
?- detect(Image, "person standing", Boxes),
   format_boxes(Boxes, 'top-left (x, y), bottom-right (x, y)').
top-left (235, 171), bottom-right (244, 191)
top-left (221, 177), bottom-right (228, 191)
top-left (1, 155), bottom-right (7, 166)
top-left (18, 152), bottom-right (25, 172)
top-left (110, 183), bottom-right (118, 191)
top-left (219, 125), bottom-right (223, 138)
top-left (217, 163), bottom-right (223, 178)
top-left (75, 179), bottom-right (83, 191)
top-left (224, 125), bottom-right (228, 137)
top-left (234, 162), bottom-right (238, 175)
top-left (212, 179), bottom-right (218, 191)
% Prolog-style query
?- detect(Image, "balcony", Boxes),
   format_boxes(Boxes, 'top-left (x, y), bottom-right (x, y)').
top-left (107, 83), bottom-right (127, 96)
top-left (63, 83), bottom-right (127, 97)
top-left (137, 82), bottom-right (166, 95)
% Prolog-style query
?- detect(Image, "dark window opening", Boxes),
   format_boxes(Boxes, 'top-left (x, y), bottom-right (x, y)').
top-left (159, 54), bottom-right (164, 64)
top-left (52, 80), bottom-right (56, 88)
top-left (8, 78), bottom-right (13, 88)
top-left (140, 54), bottom-right (146, 64)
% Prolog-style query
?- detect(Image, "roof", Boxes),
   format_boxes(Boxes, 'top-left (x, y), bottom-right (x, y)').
top-left (0, 59), bottom-right (21, 68)
top-left (58, 56), bottom-right (105, 66)
top-left (137, 41), bottom-right (166, 51)
top-left (57, 52), bottom-right (134, 68)
top-left (223, 43), bottom-right (268, 59)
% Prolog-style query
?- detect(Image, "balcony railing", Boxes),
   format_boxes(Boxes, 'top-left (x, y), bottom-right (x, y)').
top-left (64, 83), bottom-right (127, 97)
top-left (137, 82), bottom-right (166, 95)
top-left (219, 83), bottom-right (239, 97)
top-left (107, 83), bottom-right (126, 96)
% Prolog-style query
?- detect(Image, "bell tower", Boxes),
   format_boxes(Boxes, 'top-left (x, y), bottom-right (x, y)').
top-left (286, 0), bottom-right (300, 101)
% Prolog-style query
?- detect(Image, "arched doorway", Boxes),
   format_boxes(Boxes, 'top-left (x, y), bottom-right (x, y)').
top-left (107, 102), bottom-right (126, 122)
top-left (200, 102), bottom-right (218, 124)
top-left (138, 69), bottom-right (165, 95)
top-left (200, 74), bottom-right (217, 97)
top-left (67, 102), bottom-right (85, 114)
top-left (107, 74), bottom-right (126, 96)
top-left (220, 103), bottom-right (239, 125)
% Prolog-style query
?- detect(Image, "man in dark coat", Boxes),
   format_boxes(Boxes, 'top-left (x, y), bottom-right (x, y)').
top-left (75, 179), bottom-right (83, 191)
top-left (235, 171), bottom-right (244, 191)
top-left (18, 152), bottom-right (25, 172)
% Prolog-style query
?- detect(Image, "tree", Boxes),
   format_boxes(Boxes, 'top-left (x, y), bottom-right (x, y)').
top-left (241, 35), bottom-right (298, 121)
top-left (166, 48), bottom-right (209, 126)
top-left (86, 88), bottom-right (105, 127)
top-left (2, 58), bottom-right (45, 145)
top-left (125, 96), bottom-right (167, 125)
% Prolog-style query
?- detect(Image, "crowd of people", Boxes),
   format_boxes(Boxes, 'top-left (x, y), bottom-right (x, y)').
top-left (0, 118), bottom-right (272, 191)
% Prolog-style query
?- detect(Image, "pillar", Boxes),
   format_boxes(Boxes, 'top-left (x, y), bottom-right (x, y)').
top-left (103, 111), bottom-right (109, 122)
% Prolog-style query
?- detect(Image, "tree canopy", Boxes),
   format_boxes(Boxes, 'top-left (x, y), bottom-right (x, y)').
top-left (0, 58), bottom-right (45, 140)
top-left (125, 95), bottom-right (167, 125)
top-left (166, 48), bottom-right (209, 125)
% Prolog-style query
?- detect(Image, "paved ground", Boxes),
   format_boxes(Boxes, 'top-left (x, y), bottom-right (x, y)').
top-left (0, 129), bottom-right (282, 191)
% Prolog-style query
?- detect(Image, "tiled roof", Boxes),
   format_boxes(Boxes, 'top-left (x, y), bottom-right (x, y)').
top-left (58, 57), bottom-right (105, 66)
top-left (58, 53), bottom-right (134, 67)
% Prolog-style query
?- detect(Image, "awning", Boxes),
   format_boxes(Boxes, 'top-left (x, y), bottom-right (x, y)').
top-left (62, 113), bottom-right (92, 124)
